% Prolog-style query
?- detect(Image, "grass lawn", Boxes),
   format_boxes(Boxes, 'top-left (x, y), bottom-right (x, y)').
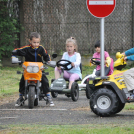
top-left (1, 123), bottom-right (134, 134)
top-left (1, 65), bottom-right (134, 134)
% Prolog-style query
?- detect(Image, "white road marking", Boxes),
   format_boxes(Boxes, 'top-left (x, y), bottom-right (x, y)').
top-left (0, 109), bottom-right (67, 111)
top-left (0, 117), bottom-right (18, 119)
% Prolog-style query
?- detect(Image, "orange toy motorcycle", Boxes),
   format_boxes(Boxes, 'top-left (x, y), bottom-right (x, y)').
top-left (12, 54), bottom-right (57, 109)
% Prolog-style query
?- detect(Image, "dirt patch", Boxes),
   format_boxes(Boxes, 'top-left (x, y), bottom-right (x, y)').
top-left (0, 93), bottom-right (18, 106)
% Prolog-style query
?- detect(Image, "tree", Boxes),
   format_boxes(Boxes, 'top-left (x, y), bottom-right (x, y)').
top-left (0, 0), bottom-right (21, 59)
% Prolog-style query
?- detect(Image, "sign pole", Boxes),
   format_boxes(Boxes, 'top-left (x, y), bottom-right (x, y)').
top-left (100, 18), bottom-right (105, 76)
top-left (87, 0), bottom-right (116, 76)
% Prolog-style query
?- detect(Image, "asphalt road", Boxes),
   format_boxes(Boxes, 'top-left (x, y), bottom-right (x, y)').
top-left (0, 91), bottom-right (134, 125)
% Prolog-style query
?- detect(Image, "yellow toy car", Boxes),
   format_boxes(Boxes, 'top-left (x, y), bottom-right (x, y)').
top-left (86, 52), bottom-right (133, 117)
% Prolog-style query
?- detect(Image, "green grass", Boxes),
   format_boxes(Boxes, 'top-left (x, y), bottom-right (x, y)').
top-left (0, 66), bottom-right (22, 98)
top-left (1, 124), bottom-right (134, 134)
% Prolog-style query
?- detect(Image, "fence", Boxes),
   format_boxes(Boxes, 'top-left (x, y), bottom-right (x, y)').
top-left (19, 0), bottom-right (133, 55)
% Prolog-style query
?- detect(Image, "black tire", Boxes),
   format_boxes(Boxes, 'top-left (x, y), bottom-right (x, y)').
top-left (51, 79), bottom-right (58, 98)
top-left (51, 79), bottom-right (55, 83)
top-left (65, 93), bottom-right (71, 98)
top-left (86, 83), bottom-right (93, 99)
top-left (51, 91), bottom-right (58, 98)
top-left (34, 98), bottom-right (38, 106)
top-left (114, 101), bottom-right (125, 114)
top-left (90, 88), bottom-right (119, 117)
top-left (28, 86), bottom-right (35, 109)
top-left (71, 82), bottom-right (79, 101)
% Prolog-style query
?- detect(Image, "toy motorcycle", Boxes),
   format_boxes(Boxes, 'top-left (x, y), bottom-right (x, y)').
top-left (12, 54), bottom-right (57, 109)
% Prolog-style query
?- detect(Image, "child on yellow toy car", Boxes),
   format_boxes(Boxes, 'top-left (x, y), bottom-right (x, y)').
top-left (90, 40), bottom-right (114, 76)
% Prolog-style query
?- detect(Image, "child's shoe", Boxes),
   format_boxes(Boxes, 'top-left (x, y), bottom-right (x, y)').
top-left (46, 94), bottom-right (54, 106)
top-left (15, 95), bottom-right (24, 106)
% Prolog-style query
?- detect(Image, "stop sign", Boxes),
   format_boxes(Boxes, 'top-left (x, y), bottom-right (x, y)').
top-left (87, 0), bottom-right (116, 18)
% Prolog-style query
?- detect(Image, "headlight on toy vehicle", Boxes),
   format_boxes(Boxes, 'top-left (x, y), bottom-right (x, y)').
top-left (26, 66), bottom-right (39, 73)
top-left (33, 66), bottom-right (39, 73)
top-left (26, 66), bottom-right (33, 73)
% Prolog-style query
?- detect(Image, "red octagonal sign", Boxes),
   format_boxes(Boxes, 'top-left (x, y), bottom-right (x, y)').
top-left (87, 0), bottom-right (116, 18)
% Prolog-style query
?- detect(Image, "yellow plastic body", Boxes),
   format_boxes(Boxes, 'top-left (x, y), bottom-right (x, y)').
top-left (114, 52), bottom-right (127, 67)
top-left (95, 52), bottom-right (127, 90)
top-left (95, 70), bottom-right (127, 89)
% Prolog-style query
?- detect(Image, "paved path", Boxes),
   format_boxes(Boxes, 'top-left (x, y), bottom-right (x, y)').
top-left (0, 91), bottom-right (134, 125)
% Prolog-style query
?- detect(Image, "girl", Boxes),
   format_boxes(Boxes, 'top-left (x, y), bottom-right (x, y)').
top-left (55, 37), bottom-right (82, 89)
top-left (90, 40), bottom-right (113, 76)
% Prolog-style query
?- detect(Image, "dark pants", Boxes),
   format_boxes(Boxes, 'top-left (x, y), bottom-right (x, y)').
top-left (95, 66), bottom-right (110, 76)
top-left (19, 72), bottom-right (50, 95)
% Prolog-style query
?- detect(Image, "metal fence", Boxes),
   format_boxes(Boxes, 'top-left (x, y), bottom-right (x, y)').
top-left (20, 0), bottom-right (133, 55)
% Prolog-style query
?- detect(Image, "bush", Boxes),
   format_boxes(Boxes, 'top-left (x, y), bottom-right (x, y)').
top-left (0, 0), bottom-right (21, 59)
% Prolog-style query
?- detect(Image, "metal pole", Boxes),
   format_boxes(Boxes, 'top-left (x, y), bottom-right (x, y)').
top-left (100, 18), bottom-right (105, 76)
top-left (132, 0), bottom-right (134, 47)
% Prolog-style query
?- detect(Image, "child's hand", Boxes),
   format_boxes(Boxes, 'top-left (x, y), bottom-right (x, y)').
top-left (122, 52), bottom-right (126, 56)
top-left (104, 60), bottom-right (107, 65)
top-left (71, 62), bottom-right (75, 67)
top-left (105, 60), bottom-right (109, 67)
top-left (47, 61), bottom-right (50, 63)
top-left (89, 59), bottom-right (91, 63)
top-left (124, 57), bottom-right (127, 61)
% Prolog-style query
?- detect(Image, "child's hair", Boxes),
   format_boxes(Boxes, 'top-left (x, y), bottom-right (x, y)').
top-left (29, 32), bottom-right (41, 40)
top-left (94, 40), bottom-right (100, 48)
top-left (66, 37), bottom-right (78, 52)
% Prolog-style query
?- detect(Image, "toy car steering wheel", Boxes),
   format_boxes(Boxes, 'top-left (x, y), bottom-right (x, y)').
top-left (91, 58), bottom-right (101, 65)
top-left (56, 59), bottom-right (73, 71)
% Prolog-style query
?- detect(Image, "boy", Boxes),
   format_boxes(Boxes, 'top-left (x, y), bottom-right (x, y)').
top-left (12, 32), bottom-right (54, 106)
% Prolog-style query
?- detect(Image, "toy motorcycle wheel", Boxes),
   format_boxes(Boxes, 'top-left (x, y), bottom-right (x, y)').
top-left (28, 86), bottom-right (35, 109)
top-left (90, 88), bottom-right (119, 117)
top-left (71, 82), bottom-right (79, 101)
top-left (34, 98), bottom-right (38, 106)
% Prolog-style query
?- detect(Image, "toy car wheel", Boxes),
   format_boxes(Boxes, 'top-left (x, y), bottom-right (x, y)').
top-left (65, 93), bottom-right (71, 98)
top-left (51, 79), bottom-right (55, 83)
top-left (51, 79), bottom-right (58, 98)
top-left (51, 91), bottom-right (58, 98)
top-left (71, 82), bottom-right (79, 101)
top-left (85, 83), bottom-right (93, 99)
top-left (90, 88), bottom-right (119, 117)
top-left (34, 98), bottom-right (38, 106)
top-left (114, 101), bottom-right (125, 114)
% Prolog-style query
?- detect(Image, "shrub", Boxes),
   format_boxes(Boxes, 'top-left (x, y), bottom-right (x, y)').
top-left (0, 0), bottom-right (21, 59)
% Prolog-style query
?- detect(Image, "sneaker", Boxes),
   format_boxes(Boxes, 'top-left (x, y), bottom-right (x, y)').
top-left (15, 96), bottom-right (25, 107)
top-left (46, 96), bottom-right (54, 106)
